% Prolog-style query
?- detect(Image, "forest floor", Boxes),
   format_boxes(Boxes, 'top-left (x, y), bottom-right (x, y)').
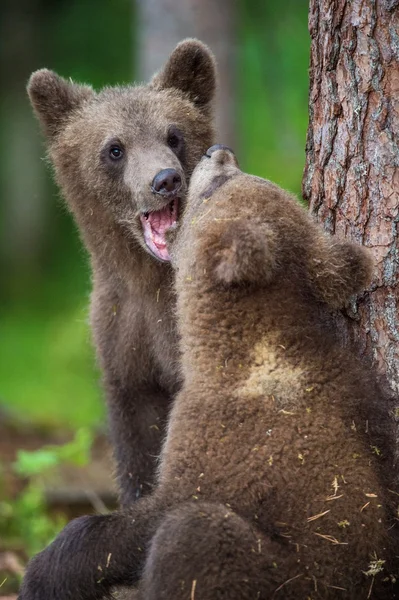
top-left (0, 412), bottom-right (117, 597)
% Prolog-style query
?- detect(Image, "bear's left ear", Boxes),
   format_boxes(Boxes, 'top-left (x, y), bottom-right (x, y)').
top-left (200, 218), bottom-right (278, 286)
top-left (151, 39), bottom-right (217, 111)
top-left (309, 239), bottom-right (374, 309)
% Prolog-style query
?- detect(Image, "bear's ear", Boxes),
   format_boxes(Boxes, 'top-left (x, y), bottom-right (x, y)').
top-left (309, 239), bottom-right (374, 309)
top-left (27, 69), bottom-right (93, 138)
top-left (201, 218), bottom-right (277, 286)
top-left (151, 39), bottom-right (217, 111)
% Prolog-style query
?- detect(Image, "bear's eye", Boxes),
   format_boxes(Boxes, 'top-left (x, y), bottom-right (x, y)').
top-left (167, 126), bottom-right (184, 152)
top-left (109, 145), bottom-right (124, 160)
top-left (167, 133), bottom-right (180, 149)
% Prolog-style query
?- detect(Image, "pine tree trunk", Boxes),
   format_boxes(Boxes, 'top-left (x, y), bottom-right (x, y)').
top-left (136, 0), bottom-right (236, 147)
top-left (303, 0), bottom-right (399, 401)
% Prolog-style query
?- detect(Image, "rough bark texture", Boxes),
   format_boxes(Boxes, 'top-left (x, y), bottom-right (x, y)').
top-left (136, 0), bottom-right (236, 147)
top-left (303, 0), bottom-right (399, 407)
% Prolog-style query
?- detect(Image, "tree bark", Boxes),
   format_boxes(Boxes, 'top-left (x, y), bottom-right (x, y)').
top-left (303, 0), bottom-right (399, 401)
top-left (136, 0), bottom-right (236, 148)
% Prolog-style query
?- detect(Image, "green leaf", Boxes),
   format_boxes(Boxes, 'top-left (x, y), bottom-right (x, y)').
top-left (13, 449), bottom-right (60, 477)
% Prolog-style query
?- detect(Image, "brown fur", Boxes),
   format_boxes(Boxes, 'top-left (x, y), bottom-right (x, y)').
top-left (137, 148), bottom-right (398, 599)
top-left (26, 39), bottom-right (216, 505)
top-left (18, 149), bottom-right (398, 600)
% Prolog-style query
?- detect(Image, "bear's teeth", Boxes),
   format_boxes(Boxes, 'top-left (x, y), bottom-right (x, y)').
top-left (169, 200), bottom-right (174, 214)
top-left (144, 212), bottom-right (149, 219)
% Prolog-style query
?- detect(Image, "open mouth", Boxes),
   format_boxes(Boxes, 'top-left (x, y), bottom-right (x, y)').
top-left (140, 198), bottom-right (179, 262)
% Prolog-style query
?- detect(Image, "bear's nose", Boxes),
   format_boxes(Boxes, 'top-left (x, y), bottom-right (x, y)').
top-left (205, 144), bottom-right (234, 157)
top-left (152, 169), bottom-right (182, 195)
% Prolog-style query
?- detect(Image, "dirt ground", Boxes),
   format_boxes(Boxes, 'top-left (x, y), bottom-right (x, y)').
top-left (0, 408), bottom-right (117, 596)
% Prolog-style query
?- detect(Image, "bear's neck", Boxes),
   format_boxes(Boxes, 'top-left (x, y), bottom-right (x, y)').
top-left (69, 193), bottom-right (168, 288)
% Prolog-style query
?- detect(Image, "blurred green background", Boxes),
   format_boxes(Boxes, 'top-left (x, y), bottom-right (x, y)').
top-left (0, 0), bottom-right (310, 433)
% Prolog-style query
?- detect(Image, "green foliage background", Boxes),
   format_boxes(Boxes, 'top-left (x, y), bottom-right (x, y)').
top-left (0, 0), bottom-right (310, 431)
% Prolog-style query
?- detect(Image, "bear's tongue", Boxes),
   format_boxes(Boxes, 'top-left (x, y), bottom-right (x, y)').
top-left (140, 199), bottom-right (178, 261)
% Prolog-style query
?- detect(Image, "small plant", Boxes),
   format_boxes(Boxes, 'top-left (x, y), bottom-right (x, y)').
top-left (0, 428), bottom-right (93, 559)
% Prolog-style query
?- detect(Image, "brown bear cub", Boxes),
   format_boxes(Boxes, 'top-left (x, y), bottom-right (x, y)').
top-left (136, 148), bottom-right (398, 599)
top-left (27, 40), bottom-right (216, 505)
top-left (19, 148), bottom-right (398, 600)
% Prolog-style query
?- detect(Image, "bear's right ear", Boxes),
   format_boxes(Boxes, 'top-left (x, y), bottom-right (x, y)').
top-left (27, 69), bottom-right (93, 138)
top-left (151, 39), bottom-right (217, 112)
top-left (200, 218), bottom-right (278, 286)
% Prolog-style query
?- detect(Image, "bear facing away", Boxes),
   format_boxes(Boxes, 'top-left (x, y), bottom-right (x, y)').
top-left (19, 147), bottom-right (398, 600)
top-left (139, 146), bottom-right (399, 598)
top-left (27, 39), bottom-right (216, 505)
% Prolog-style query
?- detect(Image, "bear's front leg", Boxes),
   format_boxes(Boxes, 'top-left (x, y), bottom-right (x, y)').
top-left (107, 382), bottom-right (173, 507)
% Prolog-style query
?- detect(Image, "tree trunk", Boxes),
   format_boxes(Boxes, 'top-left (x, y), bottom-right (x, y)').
top-left (136, 0), bottom-right (236, 148)
top-left (303, 0), bottom-right (399, 402)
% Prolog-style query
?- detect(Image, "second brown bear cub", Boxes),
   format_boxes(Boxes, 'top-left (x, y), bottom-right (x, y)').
top-left (139, 146), bottom-right (397, 599)
top-left (19, 148), bottom-right (398, 600)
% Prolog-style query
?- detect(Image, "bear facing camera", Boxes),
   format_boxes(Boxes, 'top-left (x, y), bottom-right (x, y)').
top-left (26, 39), bottom-right (217, 506)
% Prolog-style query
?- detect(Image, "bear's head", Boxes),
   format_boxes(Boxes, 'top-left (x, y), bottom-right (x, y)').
top-left (170, 145), bottom-right (373, 310)
top-left (27, 40), bottom-right (216, 263)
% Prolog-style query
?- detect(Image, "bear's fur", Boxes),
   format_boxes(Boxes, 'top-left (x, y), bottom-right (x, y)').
top-left (19, 148), bottom-right (398, 600)
top-left (138, 147), bottom-right (399, 598)
top-left (27, 40), bottom-right (216, 505)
